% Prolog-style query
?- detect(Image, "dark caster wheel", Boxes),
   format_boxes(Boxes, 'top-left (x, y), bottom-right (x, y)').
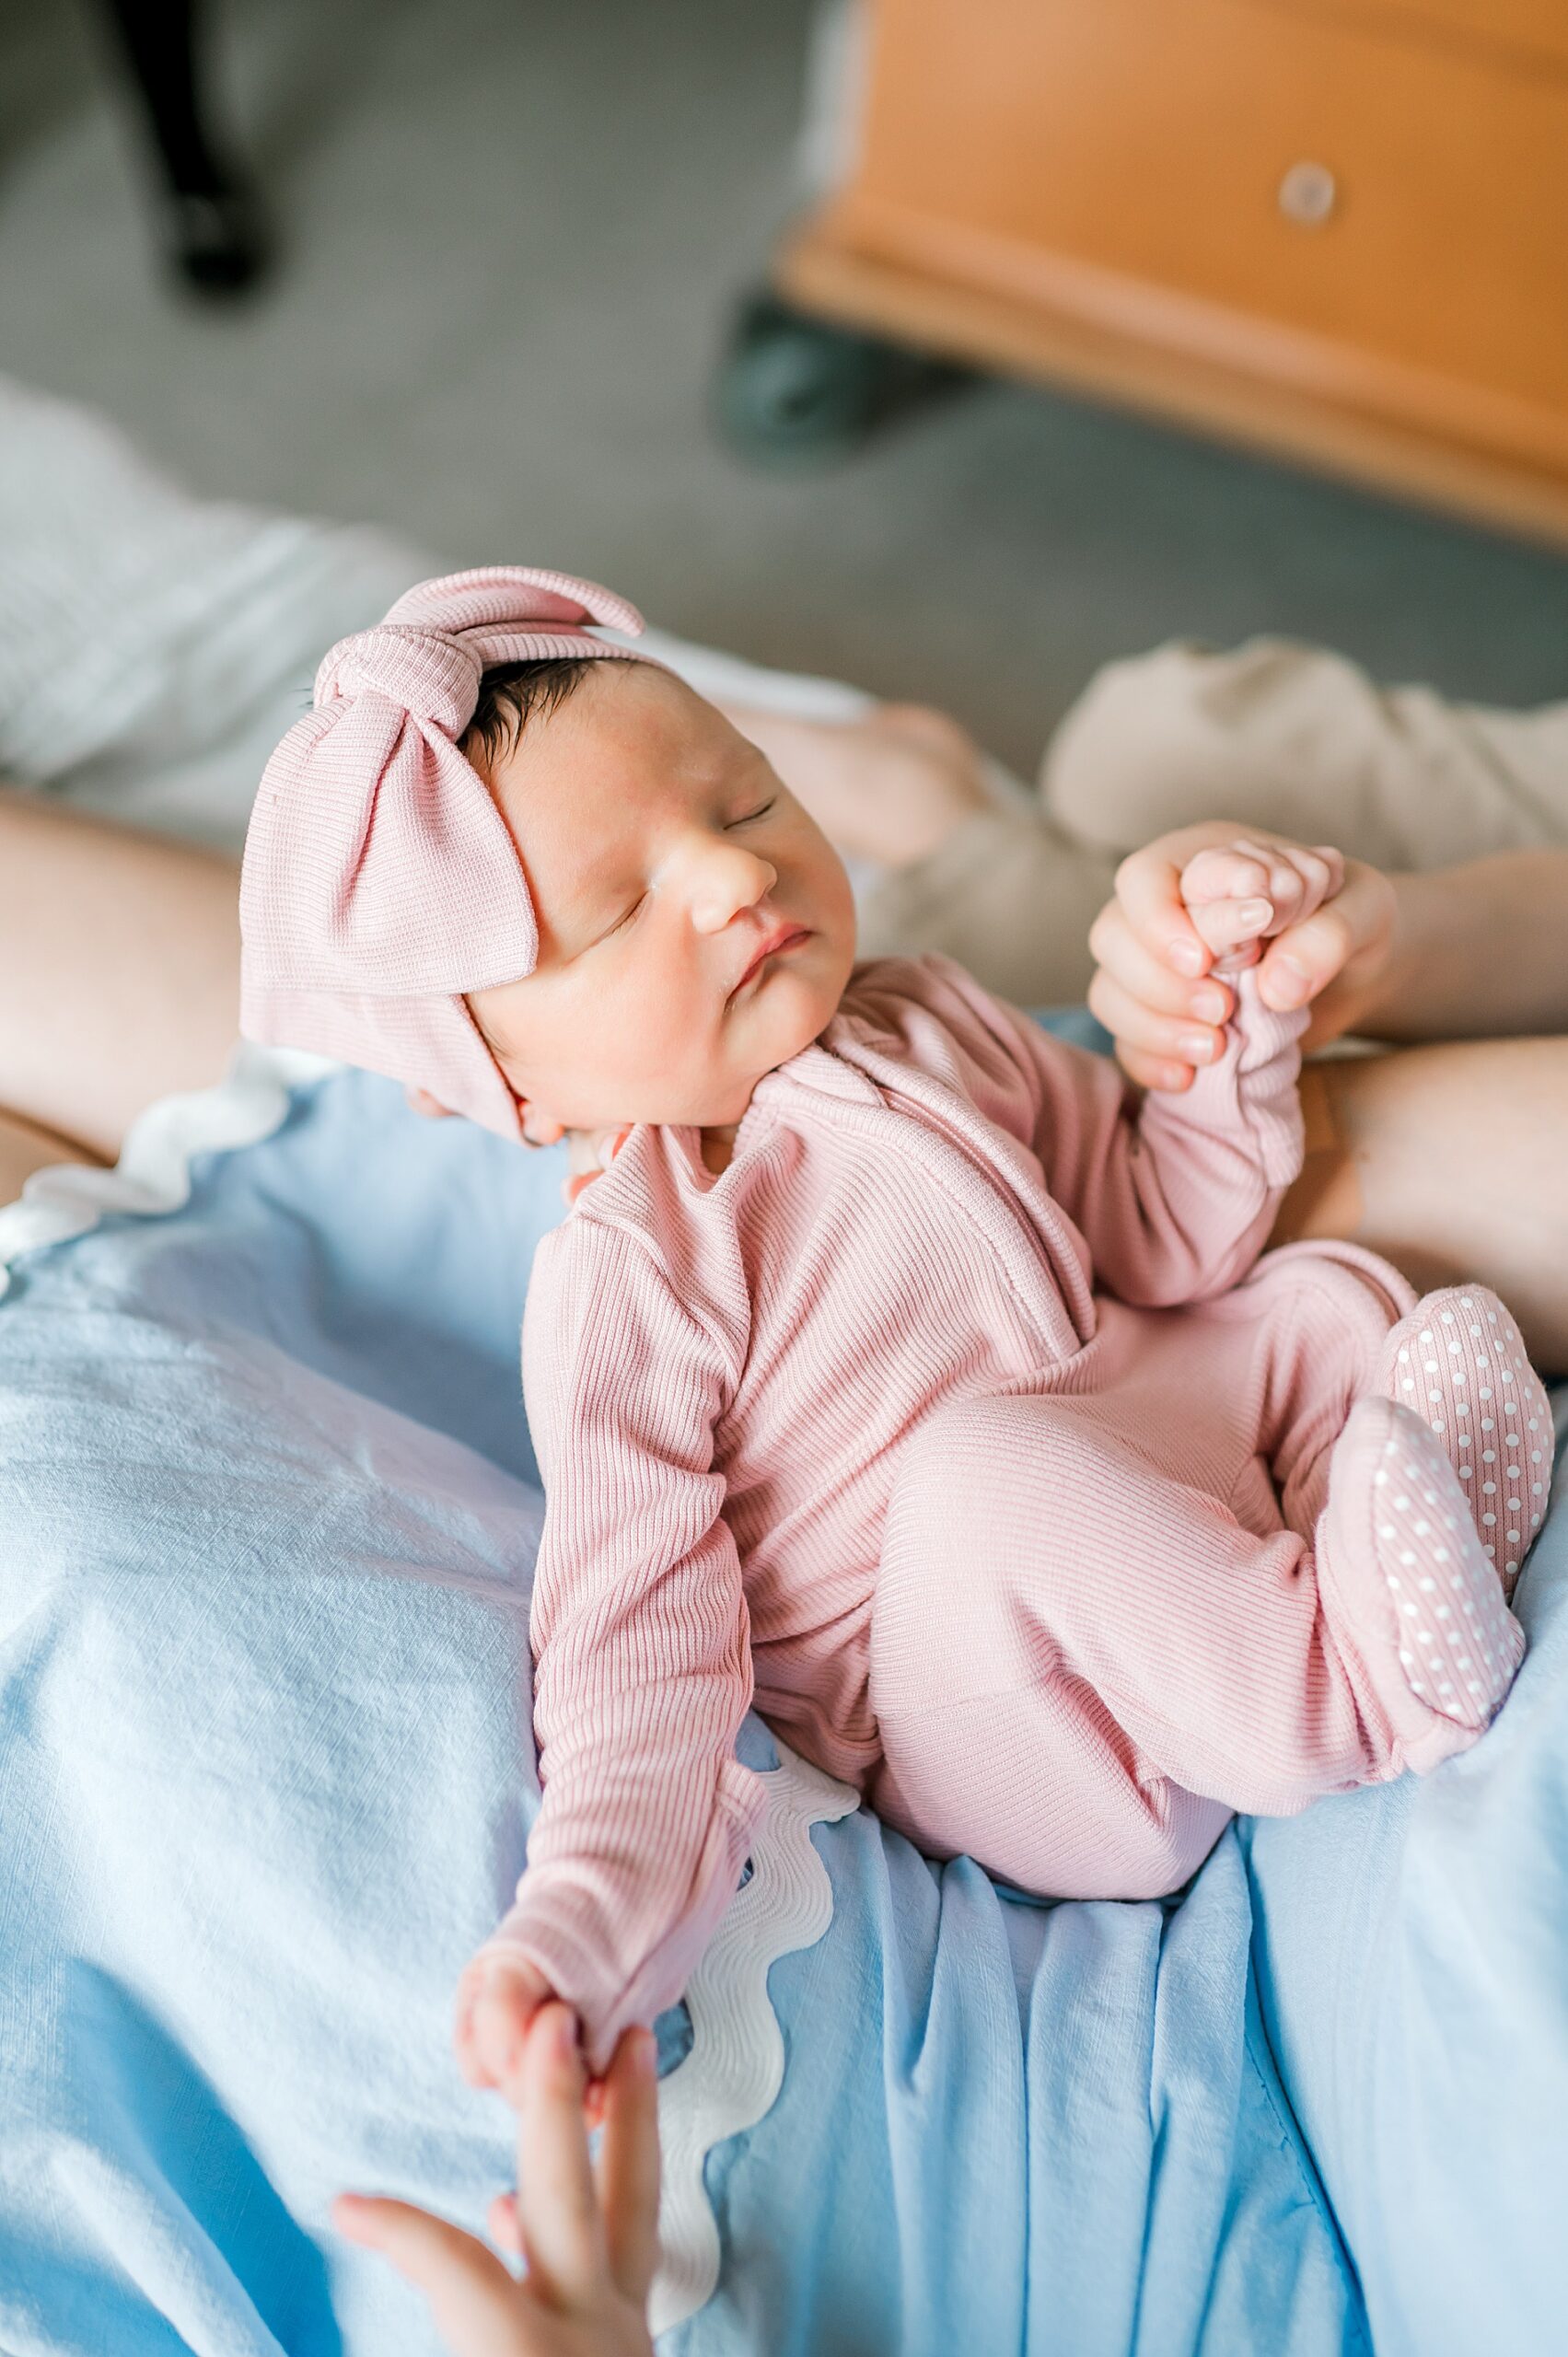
top-left (714, 294), bottom-right (958, 467)
top-left (160, 181), bottom-right (270, 298)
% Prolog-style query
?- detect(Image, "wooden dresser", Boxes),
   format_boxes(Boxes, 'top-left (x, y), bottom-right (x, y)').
top-left (778, 0), bottom-right (1568, 539)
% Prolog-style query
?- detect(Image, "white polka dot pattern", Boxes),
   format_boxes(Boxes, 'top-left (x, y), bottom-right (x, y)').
top-left (1376, 1286), bottom-right (1554, 1603)
top-left (1337, 1399), bottom-right (1526, 1737)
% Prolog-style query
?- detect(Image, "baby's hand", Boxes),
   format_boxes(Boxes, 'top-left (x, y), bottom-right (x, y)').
top-left (454, 1949), bottom-right (562, 2094)
top-left (1177, 838), bottom-right (1343, 975)
top-left (1087, 820), bottom-right (1398, 1091)
top-left (563, 1124), bottom-right (633, 1208)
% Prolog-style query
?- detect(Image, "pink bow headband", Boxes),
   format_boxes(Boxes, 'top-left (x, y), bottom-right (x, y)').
top-left (238, 565), bottom-right (664, 1141)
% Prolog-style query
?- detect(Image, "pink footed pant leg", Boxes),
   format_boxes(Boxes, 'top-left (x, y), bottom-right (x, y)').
top-left (1314, 1397), bottom-right (1525, 1774)
top-left (866, 1389), bottom-right (1476, 1905)
top-left (1373, 1285), bottom-right (1555, 1598)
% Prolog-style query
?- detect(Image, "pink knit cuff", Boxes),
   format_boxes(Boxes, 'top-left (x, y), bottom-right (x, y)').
top-left (477, 1763), bottom-right (765, 2074)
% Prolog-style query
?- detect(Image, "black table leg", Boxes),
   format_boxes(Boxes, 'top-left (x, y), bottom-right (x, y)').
top-left (93, 0), bottom-right (270, 296)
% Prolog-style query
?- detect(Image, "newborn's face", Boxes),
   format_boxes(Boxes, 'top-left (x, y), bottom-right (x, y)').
top-left (466, 663), bottom-right (857, 1133)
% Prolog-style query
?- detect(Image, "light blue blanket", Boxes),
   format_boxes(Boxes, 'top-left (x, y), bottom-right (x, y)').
top-left (0, 1047), bottom-right (1562, 2356)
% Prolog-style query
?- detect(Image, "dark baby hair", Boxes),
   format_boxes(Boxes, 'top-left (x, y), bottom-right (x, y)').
top-left (459, 656), bottom-right (595, 770)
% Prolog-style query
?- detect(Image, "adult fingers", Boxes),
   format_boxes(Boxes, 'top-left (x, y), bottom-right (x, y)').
top-left (1256, 864), bottom-right (1394, 1013)
top-left (1313, 844), bottom-right (1347, 899)
top-left (506, 2005), bottom-right (607, 2307)
top-left (332, 2197), bottom-right (523, 2357)
top-left (1116, 1039), bottom-right (1199, 1093)
top-left (486, 2193), bottom-right (523, 2258)
top-left (596, 2029), bottom-right (662, 2304)
top-left (1087, 903), bottom-right (1234, 1027)
top-left (1086, 966), bottom-right (1224, 1074)
top-left (1111, 844), bottom-right (1214, 978)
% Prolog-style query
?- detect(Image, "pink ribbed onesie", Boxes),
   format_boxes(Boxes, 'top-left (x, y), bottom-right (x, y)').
top-left (479, 954), bottom-right (1537, 2065)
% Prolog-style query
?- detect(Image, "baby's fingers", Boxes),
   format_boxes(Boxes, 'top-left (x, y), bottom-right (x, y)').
top-left (1180, 842), bottom-right (1342, 942)
top-left (405, 1086), bottom-right (454, 1121)
top-left (1248, 842), bottom-right (1341, 934)
top-left (1185, 896), bottom-right (1272, 959)
top-left (333, 2196), bottom-right (524, 2357)
top-left (561, 1126), bottom-right (633, 1209)
top-left (1177, 845), bottom-right (1274, 912)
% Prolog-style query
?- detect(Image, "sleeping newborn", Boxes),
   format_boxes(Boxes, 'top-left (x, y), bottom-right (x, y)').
top-left (239, 569), bottom-right (1550, 2086)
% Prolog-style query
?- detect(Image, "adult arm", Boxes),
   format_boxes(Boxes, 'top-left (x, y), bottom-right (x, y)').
top-left (1347, 849), bottom-right (1568, 1045)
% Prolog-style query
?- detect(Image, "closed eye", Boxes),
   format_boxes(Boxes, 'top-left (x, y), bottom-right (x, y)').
top-left (726, 799), bottom-right (775, 829)
top-left (594, 891), bottom-right (646, 946)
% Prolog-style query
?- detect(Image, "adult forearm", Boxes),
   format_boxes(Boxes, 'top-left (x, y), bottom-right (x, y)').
top-left (1338, 851), bottom-right (1568, 1045)
top-left (0, 789), bottom-right (239, 1159)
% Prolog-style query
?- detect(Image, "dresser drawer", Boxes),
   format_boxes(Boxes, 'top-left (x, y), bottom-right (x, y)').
top-left (1310, 0), bottom-right (1568, 73)
top-left (835, 0), bottom-right (1568, 470)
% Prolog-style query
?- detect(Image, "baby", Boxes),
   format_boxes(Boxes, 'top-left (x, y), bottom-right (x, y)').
top-left (240, 569), bottom-right (1551, 2089)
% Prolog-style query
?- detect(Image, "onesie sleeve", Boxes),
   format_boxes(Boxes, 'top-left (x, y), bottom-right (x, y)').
top-left (920, 954), bottom-right (1308, 1307)
top-left (1021, 966), bottom-right (1308, 1305)
top-left (470, 1213), bottom-right (765, 2074)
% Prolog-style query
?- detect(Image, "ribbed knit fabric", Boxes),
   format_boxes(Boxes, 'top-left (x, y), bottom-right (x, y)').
top-left (466, 950), bottom-right (1365, 2056)
top-left (238, 566), bottom-right (664, 1143)
top-left (467, 952), bottom-right (1538, 2066)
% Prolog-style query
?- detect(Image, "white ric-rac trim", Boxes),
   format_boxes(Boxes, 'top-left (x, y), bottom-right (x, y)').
top-left (0, 1043), bottom-right (860, 2334)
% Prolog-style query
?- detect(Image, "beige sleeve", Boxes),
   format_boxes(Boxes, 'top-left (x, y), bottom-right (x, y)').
top-left (855, 807), bottom-right (1118, 1006)
top-left (858, 638), bottom-right (1568, 1007)
top-left (1041, 638), bottom-right (1568, 874)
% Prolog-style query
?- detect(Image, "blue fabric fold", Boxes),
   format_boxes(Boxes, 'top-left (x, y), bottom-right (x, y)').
top-left (0, 1046), bottom-right (1556, 2354)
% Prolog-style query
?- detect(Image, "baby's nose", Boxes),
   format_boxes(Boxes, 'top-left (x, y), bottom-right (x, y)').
top-left (688, 843), bottom-right (776, 935)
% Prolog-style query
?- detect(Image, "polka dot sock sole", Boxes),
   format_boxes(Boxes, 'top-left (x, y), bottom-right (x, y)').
top-left (1320, 1397), bottom-right (1526, 1758)
top-left (1375, 1285), bottom-right (1554, 1601)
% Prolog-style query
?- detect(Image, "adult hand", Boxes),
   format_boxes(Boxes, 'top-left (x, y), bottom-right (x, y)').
top-left (335, 2004), bottom-right (659, 2357)
top-left (1086, 821), bottom-right (1398, 1089)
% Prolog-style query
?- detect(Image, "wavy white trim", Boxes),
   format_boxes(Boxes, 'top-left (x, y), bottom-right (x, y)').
top-left (0, 1041), bottom-right (335, 1297)
top-left (652, 1743), bottom-right (860, 2339)
top-left (0, 1046), bottom-right (861, 2335)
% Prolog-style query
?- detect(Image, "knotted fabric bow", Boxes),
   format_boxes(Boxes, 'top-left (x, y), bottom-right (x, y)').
top-left (238, 565), bottom-right (662, 1141)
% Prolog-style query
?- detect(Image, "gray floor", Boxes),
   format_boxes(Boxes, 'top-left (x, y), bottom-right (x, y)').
top-left (3, 0), bottom-right (1566, 777)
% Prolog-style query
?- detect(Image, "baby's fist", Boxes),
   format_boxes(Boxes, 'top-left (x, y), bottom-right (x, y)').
top-left (1178, 838), bottom-right (1343, 973)
top-left (453, 1949), bottom-right (562, 2094)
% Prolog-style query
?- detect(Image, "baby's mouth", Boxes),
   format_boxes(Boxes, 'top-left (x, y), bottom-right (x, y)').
top-left (728, 923), bottom-right (811, 1000)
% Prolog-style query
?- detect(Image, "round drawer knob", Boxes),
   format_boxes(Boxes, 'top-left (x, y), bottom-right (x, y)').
top-left (1278, 160), bottom-right (1338, 226)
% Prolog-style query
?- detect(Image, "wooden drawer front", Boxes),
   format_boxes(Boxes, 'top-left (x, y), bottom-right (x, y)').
top-left (838, 0), bottom-right (1568, 469)
top-left (1338, 0), bottom-right (1568, 72)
